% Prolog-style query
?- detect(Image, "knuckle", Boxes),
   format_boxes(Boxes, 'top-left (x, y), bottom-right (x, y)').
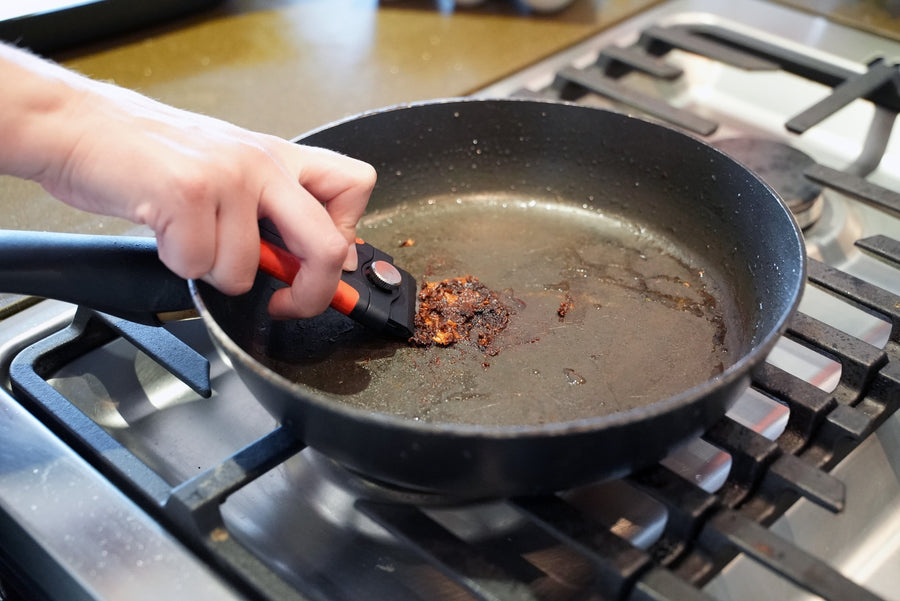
top-left (320, 230), bottom-right (351, 265)
top-left (159, 250), bottom-right (213, 282)
top-left (202, 262), bottom-right (257, 296)
top-left (218, 276), bottom-right (255, 296)
top-left (228, 267), bottom-right (258, 295)
top-left (155, 231), bottom-right (215, 282)
top-left (169, 165), bottom-right (213, 205)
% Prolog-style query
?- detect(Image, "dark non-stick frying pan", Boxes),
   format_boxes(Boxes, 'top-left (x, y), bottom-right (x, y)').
top-left (0, 100), bottom-right (805, 499)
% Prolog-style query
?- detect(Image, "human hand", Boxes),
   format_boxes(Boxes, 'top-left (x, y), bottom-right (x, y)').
top-left (1, 45), bottom-right (375, 319)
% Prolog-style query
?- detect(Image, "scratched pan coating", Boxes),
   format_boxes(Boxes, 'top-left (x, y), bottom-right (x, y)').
top-left (192, 99), bottom-right (805, 497)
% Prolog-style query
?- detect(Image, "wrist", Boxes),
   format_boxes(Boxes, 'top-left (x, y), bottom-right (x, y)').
top-left (0, 44), bottom-right (94, 183)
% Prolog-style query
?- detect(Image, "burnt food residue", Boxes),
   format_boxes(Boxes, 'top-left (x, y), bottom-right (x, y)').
top-left (410, 275), bottom-right (513, 356)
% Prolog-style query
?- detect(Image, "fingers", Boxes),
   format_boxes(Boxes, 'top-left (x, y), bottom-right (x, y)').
top-left (154, 199), bottom-right (261, 297)
top-left (151, 194), bottom-right (218, 284)
top-left (303, 152), bottom-right (375, 272)
top-left (257, 141), bottom-right (375, 319)
top-left (262, 177), bottom-right (350, 318)
top-left (202, 187), bottom-right (261, 296)
top-left (271, 143), bottom-right (375, 271)
top-left (146, 158), bottom-right (262, 297)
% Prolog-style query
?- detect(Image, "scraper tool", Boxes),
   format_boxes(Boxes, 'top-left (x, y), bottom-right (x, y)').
top-left (259, 238), bottom-right (417, 339)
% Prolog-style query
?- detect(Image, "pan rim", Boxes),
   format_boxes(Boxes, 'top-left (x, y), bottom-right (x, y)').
top-left (191, 98), bottom-right (807, 439)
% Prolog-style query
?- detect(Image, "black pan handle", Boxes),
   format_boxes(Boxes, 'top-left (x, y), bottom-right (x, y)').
top-left (0, 230), bottom-right (193, 325)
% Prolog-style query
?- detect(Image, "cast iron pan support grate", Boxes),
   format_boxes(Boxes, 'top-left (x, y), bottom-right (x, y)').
top-left (8, 308), bottom-right (315, 601)
top-left (524, 21), bottom-right (900, 149)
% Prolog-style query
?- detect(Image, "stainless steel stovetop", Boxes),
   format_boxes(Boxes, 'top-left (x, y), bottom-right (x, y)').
top-left (0, 1), bottom-right (898, 600)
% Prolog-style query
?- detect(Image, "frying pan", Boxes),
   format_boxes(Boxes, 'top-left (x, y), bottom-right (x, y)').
top-left (0, 99), bottom-right (805, 499)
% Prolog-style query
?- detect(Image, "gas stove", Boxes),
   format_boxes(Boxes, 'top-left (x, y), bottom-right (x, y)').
top-left (0, 1), bottom-right (899, 600)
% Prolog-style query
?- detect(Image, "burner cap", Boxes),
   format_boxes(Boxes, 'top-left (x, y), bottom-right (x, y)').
top-left (714, 137), bottom-right (824, 229)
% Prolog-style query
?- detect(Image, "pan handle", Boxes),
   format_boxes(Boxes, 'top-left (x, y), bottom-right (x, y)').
top-left (0, 230), bottom-right (192, 325)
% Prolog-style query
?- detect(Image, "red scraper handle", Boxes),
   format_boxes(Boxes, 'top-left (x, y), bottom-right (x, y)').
top-left (258, 239), bottom-right (360, 315)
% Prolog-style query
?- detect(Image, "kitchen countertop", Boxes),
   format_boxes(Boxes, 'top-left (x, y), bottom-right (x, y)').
top-left (0, 0), bottom-right (664, 235)
top-left (1, 0), bottom-right (900, 236)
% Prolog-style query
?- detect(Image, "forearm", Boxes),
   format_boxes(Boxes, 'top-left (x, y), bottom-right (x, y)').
top-left (0, 43), bottom-right (91, 181)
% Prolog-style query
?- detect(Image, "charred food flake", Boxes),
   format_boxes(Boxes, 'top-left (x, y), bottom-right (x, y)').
top-left (411, 276), bottom-right (512, 355)
top-left (557, 292), bottom-right (574, 321)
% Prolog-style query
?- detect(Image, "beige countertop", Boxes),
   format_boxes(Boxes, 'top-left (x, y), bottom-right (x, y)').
top-left (2, 0), bottom-right (900, 235)
top-left (59, 0), bottom-right (666, 139)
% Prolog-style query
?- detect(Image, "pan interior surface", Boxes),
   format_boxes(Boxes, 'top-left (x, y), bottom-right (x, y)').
top-left (249, 193), bottom-right (744, 427)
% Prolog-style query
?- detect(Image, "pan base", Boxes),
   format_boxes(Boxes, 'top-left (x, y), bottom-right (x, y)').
top-left (255, 196), bottom-right (742, 427)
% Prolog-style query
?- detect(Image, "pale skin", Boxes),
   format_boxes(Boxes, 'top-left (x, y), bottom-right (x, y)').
top-left (0, 43), bottom-right (376, 319)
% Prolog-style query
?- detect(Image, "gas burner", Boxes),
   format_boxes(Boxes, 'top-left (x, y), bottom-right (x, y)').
top-left (298, 449), bottom-right (476, 508)
top-left (713, 137), bottom-right (825, 229)
top-left (273, 449), bottom-right (530, 544)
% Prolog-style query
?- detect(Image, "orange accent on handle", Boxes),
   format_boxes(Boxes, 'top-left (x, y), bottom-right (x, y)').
top-left (331, 281), bottom-right (360, 315)
top-left (259, 239), bottom-right (300, 284)
top-left (258, 239), bottom-right (360, 316)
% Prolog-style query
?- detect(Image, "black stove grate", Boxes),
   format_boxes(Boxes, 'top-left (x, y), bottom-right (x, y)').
top-left (8, 19), bottom-right (900, 601)
top-left (534, 22), bottom-right (900, 141)
top-left (8, 280), bottom-right (899, 601)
